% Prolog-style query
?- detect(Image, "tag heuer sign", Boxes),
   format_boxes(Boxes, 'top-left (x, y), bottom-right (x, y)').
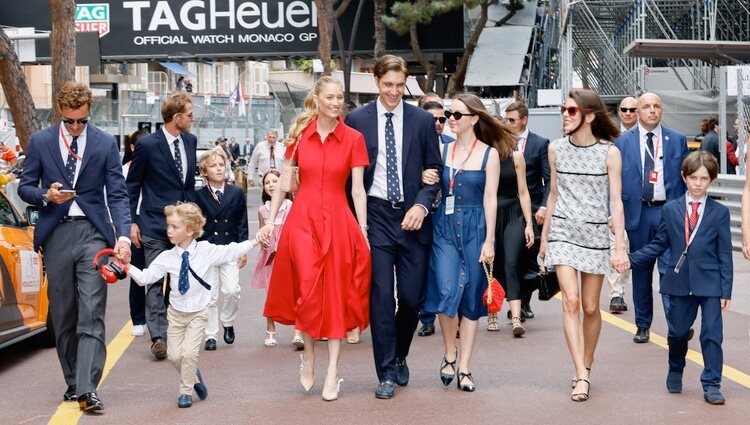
top-left (75, 3), bottom-right (110, 37)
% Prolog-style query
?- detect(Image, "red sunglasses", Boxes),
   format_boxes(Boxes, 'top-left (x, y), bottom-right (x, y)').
top-left (559, 105), bottom-right (591, 116)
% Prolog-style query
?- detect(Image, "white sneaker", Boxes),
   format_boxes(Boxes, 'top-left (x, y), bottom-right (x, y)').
top-left (131, 324), bottom-right (145, 336)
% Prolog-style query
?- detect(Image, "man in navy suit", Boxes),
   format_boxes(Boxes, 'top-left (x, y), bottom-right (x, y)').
top-left (19, 82), bottom-right (131, 412)
top-left (346, 55), bottom-right (442, 399)
top-left (628, 151), bottom-right (732, 404)
top-left (127, 92), bottom-right (197, 359)
top-left (615, 92), bottom-right (688, 344)
top-left (504, 101), bottom-right (550, 320)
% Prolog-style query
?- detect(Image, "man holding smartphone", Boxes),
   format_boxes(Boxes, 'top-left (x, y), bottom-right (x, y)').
top-left (19, 82), bottom-right (131, 412)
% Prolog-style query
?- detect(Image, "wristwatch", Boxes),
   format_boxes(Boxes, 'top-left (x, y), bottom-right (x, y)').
top-left (42, 193), bottom-right (50, 205)
top-left (359, 224), bottom-right (369, 231)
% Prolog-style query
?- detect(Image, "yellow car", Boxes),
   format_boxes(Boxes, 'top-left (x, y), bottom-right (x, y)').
top-left (0, 189), bottom-right (51, 349)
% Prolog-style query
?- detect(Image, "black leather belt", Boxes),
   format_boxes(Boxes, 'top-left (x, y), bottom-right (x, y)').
top-left (60, 216), bottom-right (88, 223)
top-left (368, 196), bottom-right (404, 210)
top-left (642, 200), bottom-right (666, 207)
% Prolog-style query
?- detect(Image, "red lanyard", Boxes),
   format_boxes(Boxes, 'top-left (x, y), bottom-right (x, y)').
top-left (448, 138), bottom-right (478, 194)
top-left (207, 184), bottom-right (224, 204)
top-left (60, 125), bottom-right (82, 161)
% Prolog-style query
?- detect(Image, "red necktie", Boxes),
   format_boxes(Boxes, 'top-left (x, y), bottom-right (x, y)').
top-left (269, 145), bottom-right (276, 169)
top-left (689, 201), bottom-right (700, 232)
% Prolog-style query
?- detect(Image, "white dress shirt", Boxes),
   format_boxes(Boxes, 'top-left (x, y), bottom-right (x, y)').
top-left (59, 125), bottom-right (87, 217)
top-left (516, 128), bottom-right (529, 153)
top-left (162, 127), bottom-right (188, 183)
top-left (249, 141), bottom-right (286, 180)
top-left (370, 98), bottom-right (404, 201)
top-left (638, 123), bottom-right (666, 201)
top-left (129, 239), bottom-right (255, 313)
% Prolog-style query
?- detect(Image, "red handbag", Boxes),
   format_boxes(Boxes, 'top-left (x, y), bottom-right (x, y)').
top-left (482, 263), bottom-right (505, 313)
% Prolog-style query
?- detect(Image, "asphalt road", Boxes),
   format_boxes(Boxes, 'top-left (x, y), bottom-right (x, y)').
top-left (2, 187), bottom-right (749, 425)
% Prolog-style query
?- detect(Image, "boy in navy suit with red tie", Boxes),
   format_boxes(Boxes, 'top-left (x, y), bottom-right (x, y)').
top-left (195, 148), bottom-right (249, 351)
top-left (625, 151), bottom-right (732, 405)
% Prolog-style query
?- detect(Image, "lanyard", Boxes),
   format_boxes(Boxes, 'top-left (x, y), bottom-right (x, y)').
top-left (644, 134), bottom-right (660, 161)
top-left (683, 208), bottom-right (702, 248)
top-left (60, 125), bottom-right (82, 162)
top-left (206, 184), bottom-right (224, 204)
top-left (448, 138), bottom-right (478, 195)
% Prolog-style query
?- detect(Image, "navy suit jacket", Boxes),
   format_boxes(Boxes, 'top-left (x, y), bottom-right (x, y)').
top-left (629, 196), bottom-right (732, 299)
top-left (523, 131), bottom-right (551, 211)
top-left (196, 184), bottom-right (248, 245)
top-left (614, 125), bottom-right (688, 230)
top-left (126, 129), bottom-right (197, 240)
top-left (345, 101), bottom-right (442, 244)
top-left (19, 123), bottom-right (131, 250)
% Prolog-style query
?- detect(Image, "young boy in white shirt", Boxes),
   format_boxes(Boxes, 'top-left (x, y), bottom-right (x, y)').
top-left (128, 202), bottom-right (257, 408)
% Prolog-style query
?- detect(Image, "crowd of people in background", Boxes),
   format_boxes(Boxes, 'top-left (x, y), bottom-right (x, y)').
top-left (15, 56), bottom-right (749, 414)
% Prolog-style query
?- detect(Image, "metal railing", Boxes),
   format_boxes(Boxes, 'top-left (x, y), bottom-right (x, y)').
top-left (708, 174), bottom-right (744, 251)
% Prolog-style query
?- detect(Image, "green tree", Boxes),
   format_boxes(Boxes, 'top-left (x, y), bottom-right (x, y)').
top-left (383, 0), bottom-right (462, 92)
top-left (314, 0), bottom-right (351, 76)
top-left (0, 30), bottom-right (41, 150)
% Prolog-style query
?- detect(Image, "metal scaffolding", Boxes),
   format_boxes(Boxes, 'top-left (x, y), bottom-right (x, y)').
top-left (558, 0), bottom-right (750, 97)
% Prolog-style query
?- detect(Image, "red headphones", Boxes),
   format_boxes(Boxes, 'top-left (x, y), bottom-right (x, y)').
top-left (93, 248), bottom-right (128, 284)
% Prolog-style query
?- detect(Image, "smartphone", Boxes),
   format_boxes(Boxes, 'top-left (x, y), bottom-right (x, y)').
top-left (59, 189), bottom-right (76, 194)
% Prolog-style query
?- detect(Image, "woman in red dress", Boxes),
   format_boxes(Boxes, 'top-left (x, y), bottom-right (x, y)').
top-left (258, 76), bottom-right (371, 402)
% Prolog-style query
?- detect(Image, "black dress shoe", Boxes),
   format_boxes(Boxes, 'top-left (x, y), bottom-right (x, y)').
top-left (204, 338), bottom-right (217, 351)
top-left (457, 372), bottom-right (476, 392)
top-left (394, 357), bottom-right (409, 386)
top-left (609, 296), bottom-right (628, 313)
top-left (521, 304), bottom-right (535, 319)
top-left (418, 322), bottom-right (435, 336)
top-left (63, 385), bottom-right (77, 401)
top-left (78, 392), bottom-right (103, 412)
top-left (223, 326), bottom-right (235, 344)
top-left (375, 380), bottom-right (396, 399)
top-left (194, 369), bottom-right (208, 400)
top-left (177, 394), bottom-right (193, 408)
top-left (633, 327), bottom-right (650, 343)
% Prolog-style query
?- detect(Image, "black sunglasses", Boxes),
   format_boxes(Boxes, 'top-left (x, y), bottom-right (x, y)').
top-left (444, 111), bottom-right (475, 120)
top-left (434, 116), bottom-right (447, 124)
top-left (62, 118), bottom-right (89, 125)
top-left (559, 106), bottom-right (591, 116)
top-left (619, 107), bottom-right (637, 113)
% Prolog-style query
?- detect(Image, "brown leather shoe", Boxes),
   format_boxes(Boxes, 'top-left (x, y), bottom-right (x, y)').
top-left (151, 338), bottom-right (167, 359)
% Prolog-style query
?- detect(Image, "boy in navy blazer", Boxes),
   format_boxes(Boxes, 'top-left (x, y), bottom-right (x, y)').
top-left (195, 148), bottom-right (249, 350)
top-left (625, 151), bottom-right (732, 405)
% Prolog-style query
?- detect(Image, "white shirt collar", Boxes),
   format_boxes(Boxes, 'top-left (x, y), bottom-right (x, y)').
top-left (638, 122), bottom-right (662, 140)
top-left (686, 193), bottom-right (707, 205)
top-left (162, 127), bottom-right (181, 144)
top-left (376, 97), bottom-right (404, 118)
top-left (209, 183), bottom-right (224, 194)
top-left (518, 129), bottom-right (529, 140)
top-left (175, 239), bottom-right (197, 256)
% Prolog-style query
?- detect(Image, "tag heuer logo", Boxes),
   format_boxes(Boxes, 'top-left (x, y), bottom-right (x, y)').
top-left (75, 3), bottom-right (110, 38)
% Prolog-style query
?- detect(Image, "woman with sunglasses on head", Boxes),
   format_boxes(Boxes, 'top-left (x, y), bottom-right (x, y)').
top-left (539, 89), bottom-right (627, 402)
top-left (421, 93), bottom-right (502, 392)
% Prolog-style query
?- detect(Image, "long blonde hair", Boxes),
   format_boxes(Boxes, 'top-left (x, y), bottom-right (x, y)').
top-left (284, 76), bottom-right (343, 147)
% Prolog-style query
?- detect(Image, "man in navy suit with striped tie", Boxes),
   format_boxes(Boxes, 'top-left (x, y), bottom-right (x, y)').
top-left (127, 92), bottom-right (197, 359)
top-left (346, 55), bottom-right (442, 399)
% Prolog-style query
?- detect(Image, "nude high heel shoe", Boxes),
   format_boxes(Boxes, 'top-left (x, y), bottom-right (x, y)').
top-left (322, 376), bottom-right (343, 401)
top-left (299, 354), bottom-right (315, 392)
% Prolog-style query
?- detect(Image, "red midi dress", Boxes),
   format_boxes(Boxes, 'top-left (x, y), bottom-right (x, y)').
top-left (263, 117), bottom-right (372, 339)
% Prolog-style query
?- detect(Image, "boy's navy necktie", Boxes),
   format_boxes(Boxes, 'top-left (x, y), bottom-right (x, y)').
top-left (178, 251), bottom-right (190, 295)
